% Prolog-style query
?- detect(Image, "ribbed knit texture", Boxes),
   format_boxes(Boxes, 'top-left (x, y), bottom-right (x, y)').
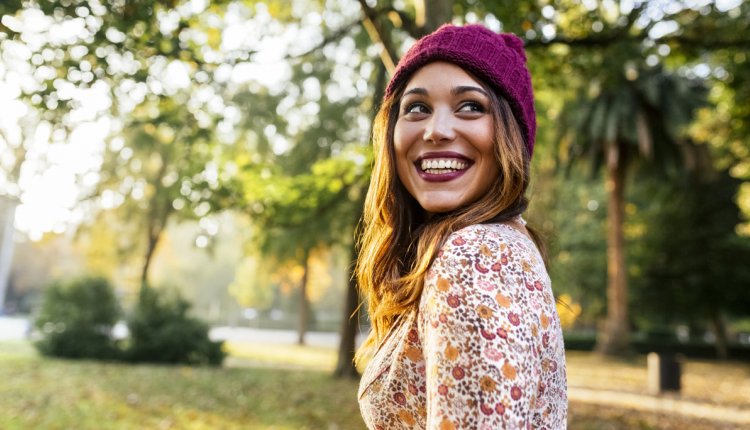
top-left (386, 24), bottom-right (536, 156)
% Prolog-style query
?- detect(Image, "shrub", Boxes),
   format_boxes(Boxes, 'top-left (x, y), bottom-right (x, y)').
top-left (33, 277), bottom-right (121, 360)
top-left (126, 286), bottom-right (225, 366)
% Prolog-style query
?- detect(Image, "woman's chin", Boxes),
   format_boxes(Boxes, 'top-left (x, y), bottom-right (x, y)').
top-left (418, 200), bottom-right (462, 214)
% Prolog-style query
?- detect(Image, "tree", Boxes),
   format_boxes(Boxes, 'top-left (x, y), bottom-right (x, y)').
top-left (1, 0), bottom-right (233, 298)
top-left (559, 64), bottom-right (707, 355)
top-left (633, 160), bottom-right (750, 359)
top-left (236, 153), bottom-right (368, 345)
top-left (5, 0), bottom-right (750, 370)
top-left (98, 93), bottom-right (223, 294)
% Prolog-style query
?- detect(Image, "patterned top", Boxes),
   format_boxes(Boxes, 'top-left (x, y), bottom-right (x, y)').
top-left (358, 223), bottom-right (567, 429)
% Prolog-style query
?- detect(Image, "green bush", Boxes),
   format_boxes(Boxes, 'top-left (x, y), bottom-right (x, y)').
top-left (33, 277), bottom-right (121, 360)
top-left (126, 286), bottom-right (225, 366)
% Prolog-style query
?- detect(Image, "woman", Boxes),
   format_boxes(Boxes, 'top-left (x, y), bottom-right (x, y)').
top-left (356, 24), bottom-right (567, 429)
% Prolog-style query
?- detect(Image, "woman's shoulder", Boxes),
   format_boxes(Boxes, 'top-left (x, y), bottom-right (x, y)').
top-left (439, 222), bottom-right (535, 262)
top-left (429, 222), bottom-right (547, 289)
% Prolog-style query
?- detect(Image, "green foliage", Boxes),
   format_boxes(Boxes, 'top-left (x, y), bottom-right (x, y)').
top-left (33, 277), bottom-right (120, 360)
top-left (632, 170), bottom-right (750, 328)
top-left (5, 0), bottom-right (750, 361)
top-left (560, 65), bottom-right (707, 176)
top-left (126, 286), bottom-right (225, 366)
top-left (542, 172), bottom-right (608, 325)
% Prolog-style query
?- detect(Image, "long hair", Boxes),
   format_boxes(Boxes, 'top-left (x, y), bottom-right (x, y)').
top-left (355, 76), bottom-right (544, 364)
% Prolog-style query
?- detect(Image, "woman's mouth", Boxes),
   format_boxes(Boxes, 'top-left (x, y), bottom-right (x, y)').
top-left (415, 153), bottom-right (472, 182)
top-left (420, 158), bottom-right (470, 174)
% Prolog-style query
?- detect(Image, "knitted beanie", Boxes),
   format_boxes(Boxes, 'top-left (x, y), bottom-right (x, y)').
top-left (386, 24), bottom-right (536, 156)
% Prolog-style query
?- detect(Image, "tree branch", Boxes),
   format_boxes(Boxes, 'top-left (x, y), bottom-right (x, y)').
top-left (287, 19), bottom-right (362, 59)
top-left (383, 6), bottom-right (423, 39)
top-left (357, 0), bottom-right (399, 75)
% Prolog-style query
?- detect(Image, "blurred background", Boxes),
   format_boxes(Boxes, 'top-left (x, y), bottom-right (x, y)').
top-left (0, 0), bottom-right (749, 429)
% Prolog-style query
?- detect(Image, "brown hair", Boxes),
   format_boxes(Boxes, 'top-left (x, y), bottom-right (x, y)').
top-left (355, 76), bottom-right (544, 364)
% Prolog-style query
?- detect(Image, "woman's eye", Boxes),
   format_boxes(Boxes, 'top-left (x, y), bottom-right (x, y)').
top-left (404, 103), bottom-right (429, 114)
top-left (458, 101), bottom-right (485, 113)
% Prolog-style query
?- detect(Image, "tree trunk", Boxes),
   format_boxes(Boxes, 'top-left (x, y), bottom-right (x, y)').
top-left (297, 251), bottom-right (311, 346)
top-left (332, 59), bottom-right (387, 378)
top-left (417, 0), bottom-right (454, 33)
top-left (596, 143), bottom-right (630, 356)
top-left (139, 153), bottom-right (172, 299)
top-left (710, 310), bottom-right (729, 360)
top-left (140, 229), bottom-right (159, 289)
top-left (333, 244), bottom-right (361, 378)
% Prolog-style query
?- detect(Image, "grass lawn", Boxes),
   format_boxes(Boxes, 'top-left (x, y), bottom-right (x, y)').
top-left (1, 339), bottom-right (748, 429)
top-left (0, 340), bottom-right (365, 430)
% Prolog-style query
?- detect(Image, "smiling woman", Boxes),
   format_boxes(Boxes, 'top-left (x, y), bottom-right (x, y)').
top-left (394, 62), bottom-right (499, 214)
top-left (356, 24), bottom-right (567, 429)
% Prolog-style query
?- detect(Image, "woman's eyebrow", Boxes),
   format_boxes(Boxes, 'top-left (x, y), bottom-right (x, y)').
top-left (402, 85), bottom-right (488, 98)
top-left (452, 85), bottom-right (488, 97)
top-left (403, 87), bottom-right (428, 97)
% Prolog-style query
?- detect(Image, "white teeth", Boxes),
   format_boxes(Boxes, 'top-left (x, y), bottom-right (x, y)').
top-left (419, 158), bottom-right (469, 172)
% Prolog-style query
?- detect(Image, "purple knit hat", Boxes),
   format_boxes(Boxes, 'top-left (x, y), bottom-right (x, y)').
top-left (386, 24), bottom-right (536, 156)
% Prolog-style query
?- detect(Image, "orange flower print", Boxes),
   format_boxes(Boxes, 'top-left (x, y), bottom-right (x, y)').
top-left (541, 313), bottom-right (549, 329)
top-left (439, 418), bottom-right (456, 430)
top-left (502, 361), bottom-right (517, 380)
top-left (437, 277), bottom-right (450, 292)
top-left (496, 292), bottom-right (511, 308)
top-left (476, 304), bottom-right (494, 319)
top-left (398, 410), bottom-right (416, 425)
top-left (405, 345), bottom-right (421, 362)
top-left (480, 244), bottom-right (492, 256)
top-left (480, 376), bottom-right (496, 392)
top-left (444, 344), bottom-right (459, 361)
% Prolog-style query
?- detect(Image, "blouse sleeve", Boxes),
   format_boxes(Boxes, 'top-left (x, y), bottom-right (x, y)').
top-left (418, 226), bottom-right (544, 430)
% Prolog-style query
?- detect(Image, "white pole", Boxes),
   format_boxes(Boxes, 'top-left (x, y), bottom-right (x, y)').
top-left (0, 195), bottom-right (18, 313)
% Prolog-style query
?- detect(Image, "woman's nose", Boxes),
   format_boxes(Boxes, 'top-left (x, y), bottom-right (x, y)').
top-left (422, 108), bottom-right (456, 143)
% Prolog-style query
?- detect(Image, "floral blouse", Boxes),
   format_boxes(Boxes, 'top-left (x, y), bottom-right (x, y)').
top-left (358, 222), bottom-right (567, 429)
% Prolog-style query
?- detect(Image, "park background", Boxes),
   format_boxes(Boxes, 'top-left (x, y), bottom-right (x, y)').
top-left (0, 0), bottom-right (749, 428)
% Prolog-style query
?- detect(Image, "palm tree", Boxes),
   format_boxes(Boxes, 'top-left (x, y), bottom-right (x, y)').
top-left (561, 65), bottom-right (706, 356)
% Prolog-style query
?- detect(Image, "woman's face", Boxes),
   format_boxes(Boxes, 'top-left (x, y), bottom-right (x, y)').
top-left (393, 62), bottom-right (499, 214)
